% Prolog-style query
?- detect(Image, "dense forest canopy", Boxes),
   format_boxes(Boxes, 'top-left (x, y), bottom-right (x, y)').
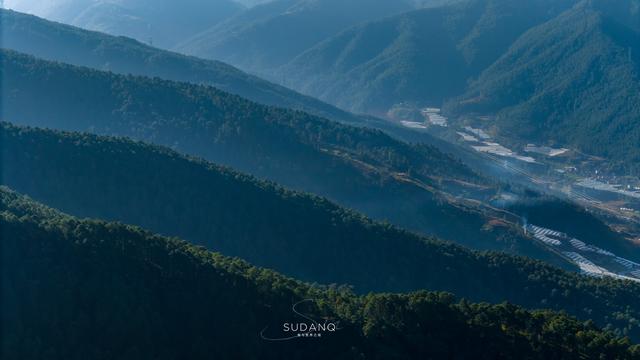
top-left (279, 0), bottom-right (577, 114)
top-left (168, 0), bottom-right (640, 175)
top-left (286, 0), bottom-right (640, 174)
top-left (2, 12), bottom-right (635, 256)
top-left (2, 186), bottom-right (640, 359)
top-left (448, 0), bottom-right (640, 174)
top-left (2, 49), bottom-right (563, 261)
top-left (3, 123), bottom-right (640, 341)
top-left (3, 0), bottom-right (640, 357)
top-left (7, 0), bottom-right (638, 173)
top-left (0, 8), bottom-right (366, 125)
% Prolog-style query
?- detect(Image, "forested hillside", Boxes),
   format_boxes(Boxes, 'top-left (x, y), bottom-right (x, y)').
top-left (176, 0), bottom-right (417, 74)
top-left (273, 0), bottom-right (640, 175)
top-left (8, 0), bottom-right (640, 174)
top-left (2, 49), bottom-right (555, 260)
top-left (279, 0), bottom-right (577, 114)
top-left (449, 0), bottom-right (640, 174)
top-left (0, 9), bottom-right (365, 125)
top-left (173, 0), bottom-right (640, 175)
top-left (4, 0), bottom-right (640, 357)
top-left (3, 124), bottom-right (640, 341)
top-left (0, 122), bottom-right (553, 289)
top-left (2, 187), bottom-right (640, 359)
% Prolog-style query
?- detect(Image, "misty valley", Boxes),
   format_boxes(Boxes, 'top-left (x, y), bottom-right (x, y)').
top-left (2, 0), bottom-right (640, 359)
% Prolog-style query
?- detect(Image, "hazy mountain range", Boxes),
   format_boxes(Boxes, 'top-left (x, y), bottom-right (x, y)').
top-left (278, 0), bottom-right (577, 114)
top-left (179, 0), bottom-right (640, 174)
top-left (5, 46), bottom-right (636, 267)
top-left (280, 0), bottom-right (639, 174)
top-left (3, 0), bottom-right (640, 357)
top-left (0, 8), bottom-right (366, 125)
top-left (3, 0), bottom-right (244, 48)
top-left (0, 48), bottom-right (540, 260)
top-left (176, 0), bottom-right (419, 74)
top-left (7, 1), bottom-right (637, 174)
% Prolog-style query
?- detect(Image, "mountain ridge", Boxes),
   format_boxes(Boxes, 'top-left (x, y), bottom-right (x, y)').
top-left (4, 186), bottom-right (640, 358)
top-left (278, 0), bottom-right (578, 114)
top-left (4, 0), bottom-right (244, 49)
top-left (447, 0), bottom-right (640, 174)
top-left (4, 122), bottom-right (640, 342)
top-left (177, 0), bottom-right (417, 73)
top-left (3, 48), bottom-right (557, 261)
top-left (0, 8), bottom-right (368, 126)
